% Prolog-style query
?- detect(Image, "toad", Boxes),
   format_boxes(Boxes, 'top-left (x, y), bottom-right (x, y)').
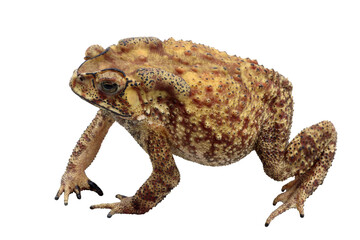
top-left (55, 37), bottom-right (337, 226)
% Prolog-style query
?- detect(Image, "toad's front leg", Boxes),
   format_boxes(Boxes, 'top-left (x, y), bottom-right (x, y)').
top-left (55, 110), bottom-right (114, 205)
top-left (90, 125), bottom-right (180, 216)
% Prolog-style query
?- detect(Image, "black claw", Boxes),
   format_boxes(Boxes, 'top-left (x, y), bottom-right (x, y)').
top-left (300, 214), bottom-right (305, 218)
top-left (55, 195), bottom-right (59, 200)
top-left (75, 186), bottom-right (81, 199)
top-left (90, 206), bottom-right (95, 210)
top-left (107, 213), bottom-right (113, 218)
top-left (88, 180), bottom-right (103, 196)
top-left (265, 223), bottom-right (269, 227)
top-left (64, 202), bottom-right (68, 206)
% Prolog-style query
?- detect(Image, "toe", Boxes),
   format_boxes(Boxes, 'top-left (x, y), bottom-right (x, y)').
top-left (55, 186), bottom-right (64, 200)
top-left (297, 203), bottom-right (305, 218)
top-left (90, 202), bottom-right (125, 217)
top-left (266, 202), bottom-right (292, 226)
top-left (90, 203), bottom-right (115, 209)
top-left (107, 209), bottom-right (117, 218)
top-left (115, 194), bottom-right (128, 200)
top-left (88, 180), bottom-right (103, 196)
top-left (64, 187), bottom-right (71, 206)
top-left (74, 186), bottom-right (81, 199)
top-left (273, 191), bottom-right (291, 206)
top-left (281, 179), bottom-right (298, 192)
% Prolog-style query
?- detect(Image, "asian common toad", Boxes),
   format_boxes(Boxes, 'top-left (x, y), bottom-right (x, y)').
top-left (55, 37), bottom-right (337, 226)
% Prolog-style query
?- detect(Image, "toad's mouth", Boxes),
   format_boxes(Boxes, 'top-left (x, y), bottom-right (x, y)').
top-left (71, 88), bottom-right (132, 119)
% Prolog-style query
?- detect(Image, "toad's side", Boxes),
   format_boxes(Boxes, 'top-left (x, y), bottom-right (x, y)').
top-left (55, 37), bottom-right (337, 226)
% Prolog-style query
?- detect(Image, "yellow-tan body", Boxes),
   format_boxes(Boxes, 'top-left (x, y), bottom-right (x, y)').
top-left (57, 37), bottom-right (337, 226)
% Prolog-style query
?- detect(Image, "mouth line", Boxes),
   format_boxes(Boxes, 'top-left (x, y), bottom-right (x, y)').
top-left (71, 89), bottom-right (132, 118)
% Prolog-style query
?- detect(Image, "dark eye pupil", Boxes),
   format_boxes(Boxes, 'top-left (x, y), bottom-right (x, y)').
top-left (101, 82), bottom-right (118, 93)
top-left (103, 83), bottom-right (115, 90)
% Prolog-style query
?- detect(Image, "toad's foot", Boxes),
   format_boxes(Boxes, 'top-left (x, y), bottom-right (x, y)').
top-left (90, 195), bottom-right (148, 217)
top-left (55, 170), bottom-right (103, 205)
top-left (265, 177), bottom-right (306, 227)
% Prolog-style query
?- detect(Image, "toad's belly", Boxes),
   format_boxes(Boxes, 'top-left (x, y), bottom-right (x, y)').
top-left (167, 123), bottom-right (260, 166)
top-left (112, 104), bottom-right (263, 166)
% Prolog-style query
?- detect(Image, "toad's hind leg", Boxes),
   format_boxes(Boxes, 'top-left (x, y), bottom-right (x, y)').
top-left (256, 121), bottom-right (337, 226)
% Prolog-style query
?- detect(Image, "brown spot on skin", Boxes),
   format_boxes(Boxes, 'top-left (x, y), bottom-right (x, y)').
top-left (138, 183), bottom-right (158, 202)
top-left (66, 162), bottom-right (77, 172)
top-left (190, 45), bottom-right (198, 50)
top-left (204, 53), bottom-right (214, 60)
top-left (72, 141), bottom-right (86, 158)
top-left (184, 50), bottom-right (192, 56)
top-left (246, 59), bottom-right (258, 65)
top-left (205, 85), bottom-right (213, 92)
top-left (233, 74), bottom-right (242, 83)
top-left (191, 65), bottom-right (199, 72)
top-left (175, 67), bottom-right (185, 74)
top-left (242, 117), bottom-right (250, 130)
top-left (83, 134), bottom-right (91, 142)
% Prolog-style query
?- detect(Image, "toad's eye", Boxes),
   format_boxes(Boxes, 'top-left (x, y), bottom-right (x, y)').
top-left (100, 81), bottom-right (119, 94)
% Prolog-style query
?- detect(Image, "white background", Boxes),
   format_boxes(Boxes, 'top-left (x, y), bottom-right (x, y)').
top-left (1, 0), bottom-right (359, 239)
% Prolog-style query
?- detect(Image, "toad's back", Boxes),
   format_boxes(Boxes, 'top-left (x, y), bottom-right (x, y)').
top-left (127, 38), bottom-right (292, 166)
top-left (77, 37), bottom-right (293, 166)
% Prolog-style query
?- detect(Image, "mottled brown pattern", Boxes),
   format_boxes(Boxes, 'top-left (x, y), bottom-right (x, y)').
top-left (56, 37), bottom-right (337, 226)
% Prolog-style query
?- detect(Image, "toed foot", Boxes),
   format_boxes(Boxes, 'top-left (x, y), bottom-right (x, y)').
top-left (90, 194), bottom-right (149, 217)
top-left (265, 177), bottom-right (306, 227)
top-left (55, 170), bottom-right (103, 205)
